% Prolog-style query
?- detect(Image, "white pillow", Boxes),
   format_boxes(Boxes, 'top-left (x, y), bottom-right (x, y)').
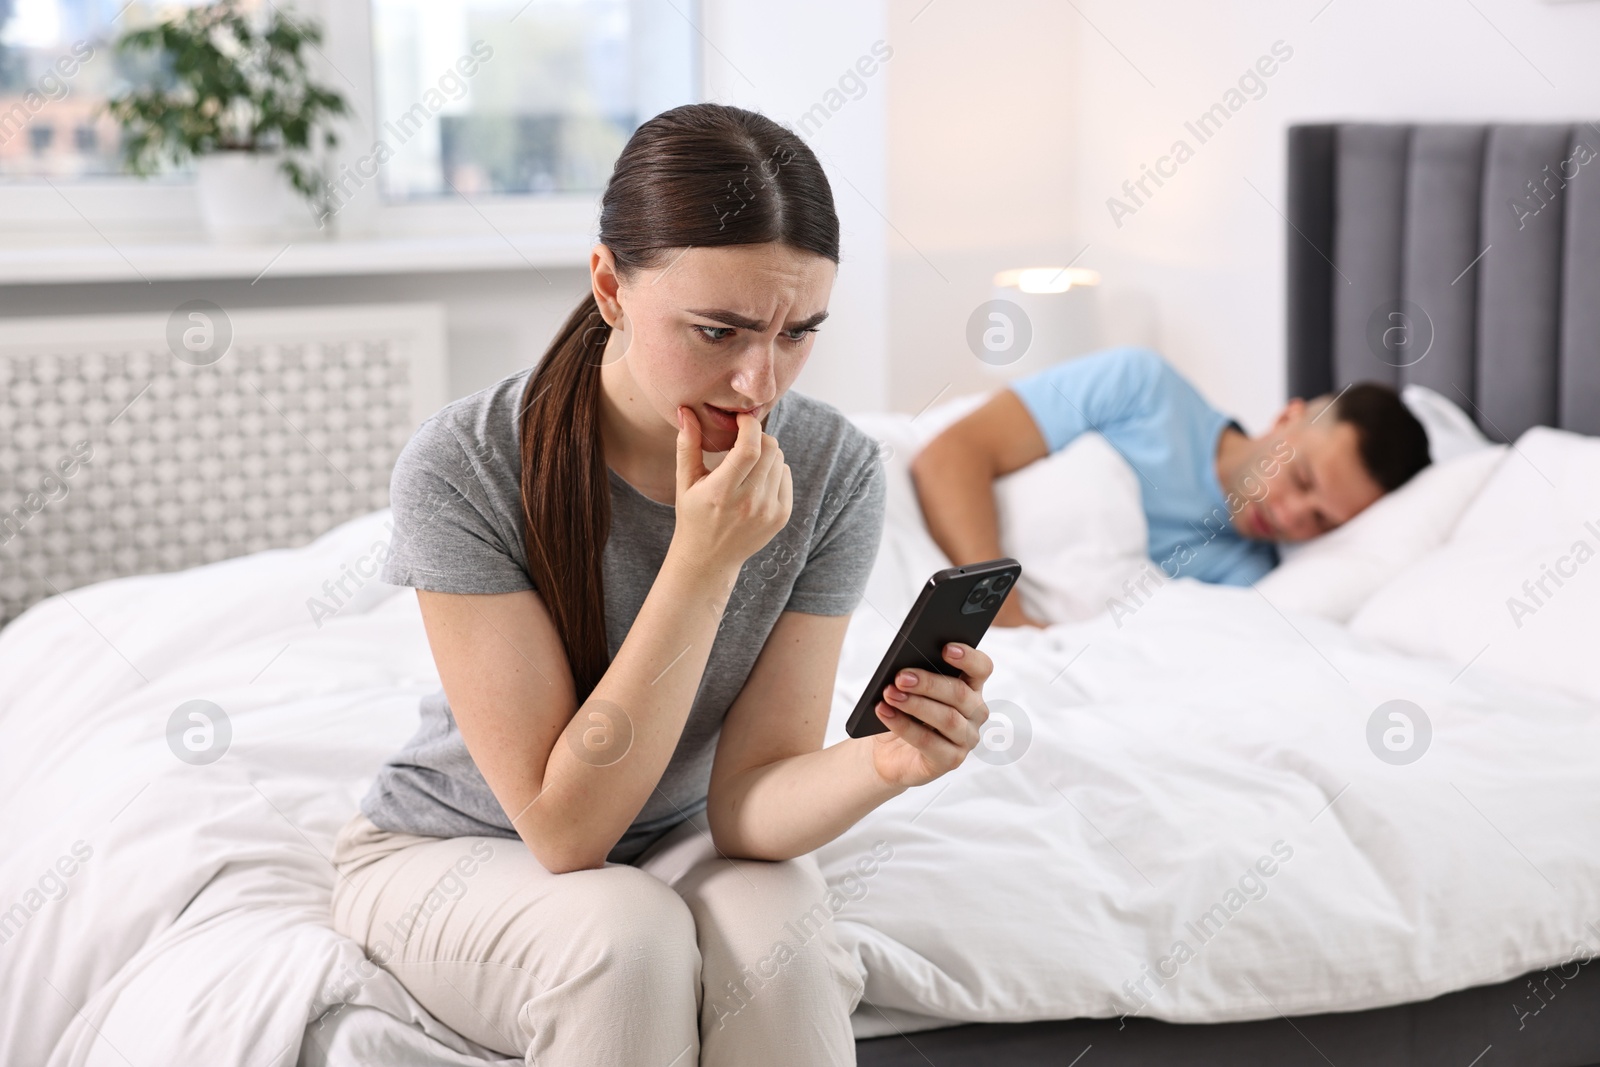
top-left (853, 392), bottom-right (988, 566)
top-left (851, 391), bottom-right (1151, 625)
top-left (1253, 445), bottom-right (1507, 621)
top-left (1349, 427), bottom-right (1600, 704)
top-left (1402, 383), bottom-right (1493, 463)
top-left (1254, 382), bottom-right (1486, 573)
top-left (918, 391), bottom-right (1150, 623)
top-left (844, 411), bottom-right (954, 614)
top-left (992, 433), bottom-right (1148, 623)
top-left (913, 392), bottom-right (989, 438)
top-left (857, 383), bottom-right (1503, 627)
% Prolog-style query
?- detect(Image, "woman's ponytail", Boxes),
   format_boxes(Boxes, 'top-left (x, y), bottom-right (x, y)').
top-left (518, 293), bottom-right (612, 703)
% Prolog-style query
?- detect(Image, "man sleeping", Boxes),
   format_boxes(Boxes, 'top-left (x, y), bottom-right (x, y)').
top-left (910, 346), bottom-right (1431, 628)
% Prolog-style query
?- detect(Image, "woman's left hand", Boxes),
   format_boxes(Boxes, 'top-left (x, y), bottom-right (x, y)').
top-left (867, 642), bottom-right (995, 790)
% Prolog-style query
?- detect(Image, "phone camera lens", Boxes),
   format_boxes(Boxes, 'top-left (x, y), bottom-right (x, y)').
top-left (982, 593), bottom-right (1001, 610)
top-left (992, 573), bottom-right (1013, 593)
top-left (966, 587), bottom-right (987, 605)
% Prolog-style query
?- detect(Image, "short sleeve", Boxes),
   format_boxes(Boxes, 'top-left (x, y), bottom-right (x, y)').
top-left (782, 455), bottom-right (886, 616)
top-left (1008, 346), bottom-right (1165, 454)
top-left (380, 417), bottom-right (535, 594)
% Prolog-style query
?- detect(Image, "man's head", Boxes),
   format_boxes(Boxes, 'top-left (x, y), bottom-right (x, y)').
top-left (1223, 382), bottom-right (1431, 543)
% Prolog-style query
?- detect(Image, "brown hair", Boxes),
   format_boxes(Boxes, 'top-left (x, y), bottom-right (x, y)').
top-left (1326, 382), bottom-right (1431, 491)
top-left (517, 103), bottom-right (840, 703)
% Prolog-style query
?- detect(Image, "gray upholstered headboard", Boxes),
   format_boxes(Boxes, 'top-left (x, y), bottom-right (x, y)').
top-left (1286, 122), bottom-right (1600, 442)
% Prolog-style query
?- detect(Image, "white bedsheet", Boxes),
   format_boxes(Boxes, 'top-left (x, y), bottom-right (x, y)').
top-left (2, 473), bottom-right (1596, 1063)
top-left (821, 551), bottom-right (1600, 1038)
top-left (0, 518), bottom-right (517, 1067)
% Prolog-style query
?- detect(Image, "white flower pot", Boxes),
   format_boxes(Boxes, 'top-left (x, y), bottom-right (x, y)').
top-left (195, 151), bottom-right (298, 241)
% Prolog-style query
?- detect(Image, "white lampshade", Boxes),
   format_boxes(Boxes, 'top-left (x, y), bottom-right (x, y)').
top-left (976, 265), bottom-right (1103, 379)
top-left (992, 266), bottom-right (1102, 294)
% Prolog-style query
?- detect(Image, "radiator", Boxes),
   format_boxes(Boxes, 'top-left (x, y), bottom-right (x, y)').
top-left (0, 302), bottom-right (448, 629)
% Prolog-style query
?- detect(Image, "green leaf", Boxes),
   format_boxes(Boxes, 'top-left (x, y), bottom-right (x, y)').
top-left (102, 0), bottom-right (350, 203)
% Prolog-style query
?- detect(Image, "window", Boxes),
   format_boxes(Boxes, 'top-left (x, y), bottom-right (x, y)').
top-left (0, 0), bottom-right (695, 238)
top-left (0, 0), bottom-right (145, 178)
top-left (0, 0), bottom-right (295, 181)
top-left (368, 0), bottom-right (696, 201)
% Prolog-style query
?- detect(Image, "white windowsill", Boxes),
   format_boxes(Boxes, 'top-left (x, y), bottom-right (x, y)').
top-left (0, 229), bottom-right (595, 286)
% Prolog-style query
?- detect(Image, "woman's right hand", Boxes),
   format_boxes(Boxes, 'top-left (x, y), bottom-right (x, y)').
top-left (671, 405), bottom-right (793, 574)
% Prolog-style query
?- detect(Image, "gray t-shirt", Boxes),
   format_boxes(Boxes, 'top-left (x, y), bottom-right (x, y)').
top-left (360, 367), bottom-right (886, 864)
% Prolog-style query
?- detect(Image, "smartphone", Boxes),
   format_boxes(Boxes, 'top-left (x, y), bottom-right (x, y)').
top-left (844, 557), bottom-right (1022, 739)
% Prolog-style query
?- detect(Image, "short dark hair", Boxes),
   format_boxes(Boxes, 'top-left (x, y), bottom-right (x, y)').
top-left (1323, 382), bottom-right (1431, 492)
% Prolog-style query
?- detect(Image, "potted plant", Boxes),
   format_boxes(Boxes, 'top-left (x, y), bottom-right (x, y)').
top-left (102, 0), bottom-right (350, 240)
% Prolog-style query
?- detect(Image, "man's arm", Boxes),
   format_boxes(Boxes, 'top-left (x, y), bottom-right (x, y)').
top-left (909, 389), bottom-right (1050, 628)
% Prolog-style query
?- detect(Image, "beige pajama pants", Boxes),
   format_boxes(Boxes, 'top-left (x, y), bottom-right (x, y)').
top-left (327, 810), bottom-right (865, 1066)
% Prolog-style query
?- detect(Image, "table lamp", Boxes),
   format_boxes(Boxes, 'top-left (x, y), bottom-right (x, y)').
top-left (971, 265), bottom-right (1102, 378)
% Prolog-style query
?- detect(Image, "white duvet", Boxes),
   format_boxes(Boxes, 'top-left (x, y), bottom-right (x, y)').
top-left (2, 417), bottom-right (1597, 1065)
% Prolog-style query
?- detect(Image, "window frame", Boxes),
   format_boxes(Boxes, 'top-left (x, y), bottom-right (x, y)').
top-left (0, 0), bottom-right (699, 244)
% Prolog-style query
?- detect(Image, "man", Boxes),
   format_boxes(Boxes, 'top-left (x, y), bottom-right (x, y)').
top-left (910, 346), bottom-right (1431, 628)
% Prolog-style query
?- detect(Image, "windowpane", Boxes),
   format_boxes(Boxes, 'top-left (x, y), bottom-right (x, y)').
top-left (0, 0), bottom-right (266, 180)
top-left (369, 0), bottom-right (696, 200)
top-left (1, 0), bottom-right (123, 177)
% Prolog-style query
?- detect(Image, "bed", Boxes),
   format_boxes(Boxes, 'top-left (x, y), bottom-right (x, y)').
top-left (846, 120), bottom-right (1600, 1065)
top-left (1, 122), bottom-right (1597, 1067)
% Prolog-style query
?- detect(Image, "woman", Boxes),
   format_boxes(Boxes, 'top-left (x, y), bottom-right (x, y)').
top-left (328, 103), bottom-right (995, 1067)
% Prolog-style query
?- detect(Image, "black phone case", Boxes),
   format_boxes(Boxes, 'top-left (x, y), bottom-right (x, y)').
top-left (844, 557), bottom-right (1022, 739)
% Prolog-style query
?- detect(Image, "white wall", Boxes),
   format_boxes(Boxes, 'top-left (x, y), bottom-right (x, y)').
top-left (1068, 0), bottom-right (1600, 428)
top-left (884, 0), bottom-right (1081, 414)
top-left (700, 0), bottom-right (892, 413)
top-left (883, 0), bottom-right (1600, 427)
top-left (30, 1), bottom-right (1596, 426)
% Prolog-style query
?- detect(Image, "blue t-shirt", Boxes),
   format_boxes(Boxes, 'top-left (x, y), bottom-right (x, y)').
top-left (1008, 347), bottom-right (1278, 586)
